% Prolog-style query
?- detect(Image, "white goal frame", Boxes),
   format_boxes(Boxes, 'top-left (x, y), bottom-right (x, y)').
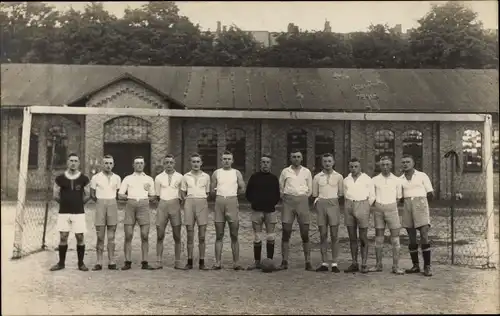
top-left (13, 106), bottom-right (497, 268)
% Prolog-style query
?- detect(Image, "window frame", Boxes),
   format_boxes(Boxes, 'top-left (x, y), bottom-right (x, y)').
top-left (374, 129), bottom-right (395, 174)
top-left (492, 129), bottom-right (499, 173)
top-left (46, 126), bottom-right (68, 170)
top-left (17, 127), bottom-right (39, 169)
top-left (225, 128), bottom-right (246, 175)
top-left (402, 129), bottom-right (424, 171)
top-left (287, 128), bottom-right (308, 167)
top-left (314, 129), bottom-right (335, 173)
top-left (462, 129), bottom-right (483, 173)
top-left (197, 127), bottom-right (218, 175)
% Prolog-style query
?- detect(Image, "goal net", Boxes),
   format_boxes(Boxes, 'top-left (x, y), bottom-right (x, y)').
top-left (9, 106), bottom-right (498, 268)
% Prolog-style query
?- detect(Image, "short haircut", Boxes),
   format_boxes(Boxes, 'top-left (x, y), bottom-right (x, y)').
top-left (379, 156), bottom-right (392, 162)
top-left (261, 153), bottom-right (272, 159)
top-left (290, 149), bottom-right (302, 155)
top-left (190, 153), bottom-right (201, 159)
top-left (402, 154), bottom-right (414, 161)
top-left (68, 153), bottom-right (79, 159)
top-left (350, 157), bottom-right (360, 163)
top-left (322, 153), bottom-right (334, 158)
top-left (164, 154), bottom-right (175, 159)
top-left (222, 150), bottom-right (233, 156)
top-left (133, 156), bottom-right (145, 162)
top-left (103, 154), bottom-right (114, 160)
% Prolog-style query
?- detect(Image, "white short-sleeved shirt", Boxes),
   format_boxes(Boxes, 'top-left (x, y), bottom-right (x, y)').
top-left (155, 171), bottom-right (183, 201)
top-left (343, 172), bottom-right (375, 204)
top-left (181, 171), bottom-right (211, 199)
top-left (312, 170), bottom-right (344, 199)
top-left (118, 172), bottom-right (155, 200)
top-left (372, 173), bottom-right (403, 205)
top-left (90, 172), bottom-right (121, 200)
top-left (279, 166), bottom-right (313, 196)
top-left (400, 170), bottom-right (433, 198)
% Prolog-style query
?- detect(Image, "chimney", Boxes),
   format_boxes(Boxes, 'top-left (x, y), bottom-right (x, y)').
top-left (394, 24), bottom-right (402, 34)
top-left (324, 20), bottom-right (331, 33)
top-left (222, 25), bottom-right (227, 32)
top-left (216, 21), bottom-right (221, 34)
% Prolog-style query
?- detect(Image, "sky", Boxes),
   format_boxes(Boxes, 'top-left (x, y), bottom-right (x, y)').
top-left (48, 1), bottom-right (498, 33)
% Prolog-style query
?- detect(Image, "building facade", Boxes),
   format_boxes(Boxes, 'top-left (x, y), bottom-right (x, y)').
top-left (1, 64), bottom-right (498, 200)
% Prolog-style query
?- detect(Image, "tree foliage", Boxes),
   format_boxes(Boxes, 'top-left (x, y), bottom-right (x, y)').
top-left (0, 1), bottom-right (497, 69)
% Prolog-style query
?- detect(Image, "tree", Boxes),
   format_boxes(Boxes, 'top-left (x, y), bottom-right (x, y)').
top-left (409, 1), bottom-right (498, 68)
top-left (0, 2), bottom-right (60, 63)
top-left (212, 25), bottom-right (261, 66)
top-left (350, 24), bottom-right (411, 68)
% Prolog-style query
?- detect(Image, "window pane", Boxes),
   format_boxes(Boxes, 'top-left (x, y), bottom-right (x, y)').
top-left (315, 129), bottom-right (335, 173)
top-left (374, 130), bottom-right (395, 173)
top-left (402, 130), bottom-right (423, 170)
top-left (462, 130), bottom-right (482, 172)
top-left (47, 126), bottom-right (68, 169)
top-left (18, 128), bottom-right (39, 169)
top-left (104, 116), bottom-right (151, 143)
top-left (198, 128), bottom-right (218, 175)
top-left (226, 128), bottom-right (246, 174)
top-left (287, 129), bottom-right (307, 167)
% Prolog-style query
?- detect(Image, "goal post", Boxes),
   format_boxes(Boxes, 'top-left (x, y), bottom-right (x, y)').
top-left (10, 105), bottom-right (497, 268)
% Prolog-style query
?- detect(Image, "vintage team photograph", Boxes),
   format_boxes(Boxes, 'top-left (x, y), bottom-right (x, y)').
top-left (1, 1), bottom-right (499, 315)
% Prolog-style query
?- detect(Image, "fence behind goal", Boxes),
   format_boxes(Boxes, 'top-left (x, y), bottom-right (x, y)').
top-left (9, 108), bottom-right (498, 268)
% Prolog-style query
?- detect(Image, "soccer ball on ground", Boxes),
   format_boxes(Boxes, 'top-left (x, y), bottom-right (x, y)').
top-left (261, 258), bottom-right (276, 273)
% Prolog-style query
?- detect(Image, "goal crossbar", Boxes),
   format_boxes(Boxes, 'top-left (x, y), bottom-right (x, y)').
top-left (28, 105), bottom-right (488, 122)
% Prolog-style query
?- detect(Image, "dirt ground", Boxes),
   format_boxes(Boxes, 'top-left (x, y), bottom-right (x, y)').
top-left (2, 202), bottom-right (499, 315)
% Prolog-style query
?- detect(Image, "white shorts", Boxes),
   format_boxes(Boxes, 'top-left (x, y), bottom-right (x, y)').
top-left (57, 213), bottom-right (87, 234)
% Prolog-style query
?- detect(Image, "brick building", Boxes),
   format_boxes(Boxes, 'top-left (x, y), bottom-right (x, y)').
top-left (1, 64), bottom-right (498, 199)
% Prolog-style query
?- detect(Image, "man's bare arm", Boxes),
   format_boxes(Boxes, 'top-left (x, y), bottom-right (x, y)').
top-left (236, 170), bottom-right (246, 195)
top-left (83, 184), bottom-right (91, 204)
top-left (53, 183), bottom-right (60, 203)
top-left (90, 188), bottom-right (97, 202)
top-left (210, 170), bottom-right (218, 194)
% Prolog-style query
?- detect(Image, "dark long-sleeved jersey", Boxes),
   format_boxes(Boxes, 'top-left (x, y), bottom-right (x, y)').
top-left (245, 171), bottom-right (281, 212)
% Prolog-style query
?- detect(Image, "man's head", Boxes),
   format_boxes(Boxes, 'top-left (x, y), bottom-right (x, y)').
top-left (379, 156), bottom-right (393, 175)
top-left (260, 154), bottom-right (272, 173)
top-left (190, 153), bottom-right (202, 171)
top-left (401, 154), bottom-right (415, 172)
top-left (133, 156), bottom-right (145, 173)
top-left (322, 153), bottom-right (335, 171)
top-left (290, 149), bottom-right (303, 167)
top-left (163, 154), bottom-right (175, 172)
top-left (348, 158), bottom-right (362, 176)
top-left (102, 154), bottom-right (114, 172)
top-left (67, 153), bottom-right (80, 171)
top-left (221, 150), bottom-right (234, 168)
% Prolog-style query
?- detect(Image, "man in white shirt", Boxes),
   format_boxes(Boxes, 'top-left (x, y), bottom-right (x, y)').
top-left (371, 157), bottom-right (404, 274)
top-left (211, 150), bottom-right (246, 270)
top-left (180, 153), bottom-right (211, 270)
top-left (400, 154), bottom-right (434, 277)
top-left (279, 149), bottom-right (313, 271)
top-left (312, 153), bottom-right (344, 273)
top-left (118, 156), bottom-right (156, 270)
top-left (89, 155), bottom-right (121, 271)
top-left (154, 154), bottom-right (184, 270)
top-left (343, 158), bottom-right (375, 274)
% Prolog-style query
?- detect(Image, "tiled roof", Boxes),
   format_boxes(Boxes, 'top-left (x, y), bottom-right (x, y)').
top-left (1, 63), bottom-right (498, 113)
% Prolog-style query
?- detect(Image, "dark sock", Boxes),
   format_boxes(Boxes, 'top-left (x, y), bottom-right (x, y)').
top-left (199, 259), bottom-right (204, 266)
top-left (187, 258), bottom-right (193, 266)
top-left (266, 240), bottom-right (275, 259)
top-left (76, 245), bottom-right (85, 265)
top-left (58, 245), bottom-right (68, 265)
top-left (409, 244), bottom-right (419, 265)
top-left (253, 241), bottom-right (262, 261)
top-left (421, 244), bottom-right (431, 266)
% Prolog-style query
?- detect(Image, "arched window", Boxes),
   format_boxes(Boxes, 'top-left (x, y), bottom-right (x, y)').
top-left (494, 130), bottom-right (499, 172)
top-left (287, 128), bottom-right (307, 167)
top-left (402, 130), bottom-right (423, 170)
top-left (374, 130), bottom-right (395, 173)
top-left (18, 127), bottom-right (39, 169)
top-left (47, 125), bottom-right (68, 169)
top-left (462, 130), bottom-right (482, 172)
top-left (104, 116), bottom-right (151, 143)
top-left (225, 128), bottom-right (246, 174)
top-left (197, 128), bottom-right (218, 175)
top-left (315, 129), bottom-right (335, 173)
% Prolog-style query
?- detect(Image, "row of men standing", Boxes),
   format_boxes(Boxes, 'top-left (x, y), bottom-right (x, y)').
top-left (49, 149), bottom-right (434, 276)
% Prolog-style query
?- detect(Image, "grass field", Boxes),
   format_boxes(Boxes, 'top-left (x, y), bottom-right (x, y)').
top-left (2, 201), bottom-right (499, 315)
